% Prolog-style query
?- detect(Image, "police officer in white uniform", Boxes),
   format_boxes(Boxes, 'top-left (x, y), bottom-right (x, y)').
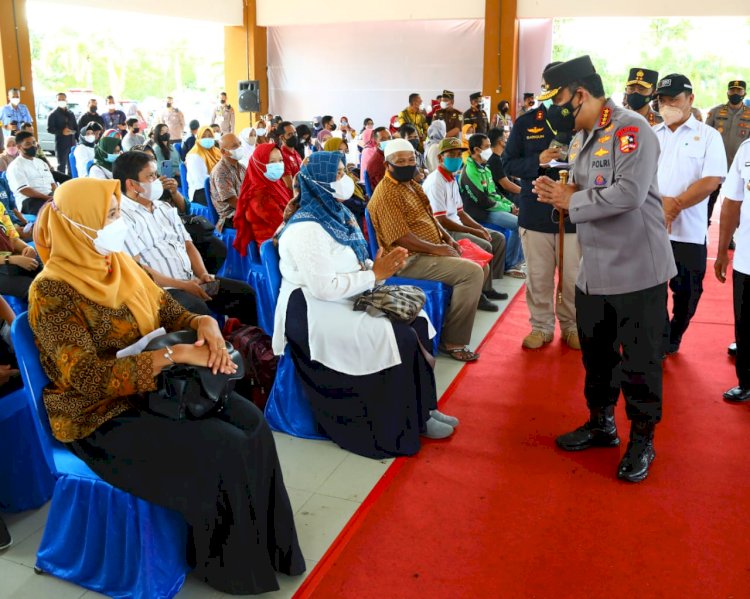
top-left (715, 139), bottom-right (750, 402)
top-left (653, 74), bottom-right (726, 355)
top-left (533, 55), bottom-right (675, 483)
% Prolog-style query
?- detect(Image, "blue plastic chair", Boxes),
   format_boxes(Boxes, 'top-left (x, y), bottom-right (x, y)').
top-left (363, 170), bottom-right (374, 197)
top-left (85, 159), bottom-right (94, 175)
top-left (11, 313), bottom-right (190, 599)
top-left (188, 200), bottom-right (216, 225)
top-left (3, 294), bottom-right (27, 316)
top-left (173, 141), bottom-right (182, 158)
top-left (203, 176), bottom-right (222, 225)
top-left (179, 162), bottom-right (189, 198)
top-left (260, 240), bottom-right (327, 440)
top-left (68, 148), bottom-right (79, 178)
top-left (364, 209), bottom-right (451, 353)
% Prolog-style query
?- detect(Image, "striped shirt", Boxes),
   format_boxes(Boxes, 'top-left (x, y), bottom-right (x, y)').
top-left (120, 195), bottom-right (193, 281)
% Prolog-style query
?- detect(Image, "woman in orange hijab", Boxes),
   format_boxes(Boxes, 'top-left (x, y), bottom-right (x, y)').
top-left (183, 125), bottom-right (222, 204)
top-left (29, 178), bottom-right (304, 594)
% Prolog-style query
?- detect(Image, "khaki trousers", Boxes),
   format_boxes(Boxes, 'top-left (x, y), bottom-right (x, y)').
top-left (449, 230), bottom-right (506, 291)
top-left (397, 253), bottom-right (484, 346)
top-left (519, 227), bottom-right (579, 335)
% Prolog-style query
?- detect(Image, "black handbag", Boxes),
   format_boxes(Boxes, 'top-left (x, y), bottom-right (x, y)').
top-left (145, 330), bottom-right (245, 420)
top-left (181, 213), bottom-right (216, 244)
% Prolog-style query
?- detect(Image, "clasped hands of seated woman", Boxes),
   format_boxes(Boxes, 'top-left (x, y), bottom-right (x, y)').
top-left (178, 273), bottom-right (216, 301)
top-left (9, 245), bottom-right (39, 271)
top-left (153, 315), bottom-right (237, 376)
top-left (372, 247), bottom-right (409, 280)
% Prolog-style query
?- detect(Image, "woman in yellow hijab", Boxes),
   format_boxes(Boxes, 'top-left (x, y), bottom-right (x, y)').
top-left (184, 125), bottom-right (222, 204)
top-left (28, 178), bottom-right (305, 594)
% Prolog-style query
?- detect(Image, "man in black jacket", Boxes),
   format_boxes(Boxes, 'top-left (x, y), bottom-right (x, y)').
top-left (501, 62), bottom-right (580, 350)
top-left (77, 97), bottom-right (104, 131)
top-left (47, 92), bottom-right (78, 175)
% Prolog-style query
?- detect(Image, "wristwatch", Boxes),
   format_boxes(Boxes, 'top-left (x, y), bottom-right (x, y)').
top-left (4, 255), bottom-right (9, 265)
top-left (163, 345), bottom-right (175, 364)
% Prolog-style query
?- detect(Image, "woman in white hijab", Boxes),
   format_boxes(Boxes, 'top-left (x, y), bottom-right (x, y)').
top-left (424, 120), bottom-right (447, 173)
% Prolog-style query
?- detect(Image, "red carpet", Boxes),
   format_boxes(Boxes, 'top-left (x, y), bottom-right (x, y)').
top-left (296, 248), bottom-right (750, 598)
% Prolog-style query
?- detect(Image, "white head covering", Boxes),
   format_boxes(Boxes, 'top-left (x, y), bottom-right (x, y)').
top-left (384, 138), bottom-right (415, 159)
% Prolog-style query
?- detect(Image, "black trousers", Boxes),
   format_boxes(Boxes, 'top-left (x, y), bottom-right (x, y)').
top-left (668, 240), bottom-right (707, 349)
top-left (168, 277), bottom-right (257, 325)
top-left (191, 235), bottom-right (227, 275)
top-left (55, 136), bottom-right (74, 175)
top-left (0, 269), bottom-right (39, 300)
top-left (733, 271), bottom-right (750, 389)
top-left (576, 283), bottom-right (668, 423)
top-left (707, 184), bottom-right (722, 226)
top-left (21, 197), bottom-right (48, 216)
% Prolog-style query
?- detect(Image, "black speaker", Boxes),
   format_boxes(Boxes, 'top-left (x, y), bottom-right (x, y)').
top-left (238, 80), bottom-right (260, 113)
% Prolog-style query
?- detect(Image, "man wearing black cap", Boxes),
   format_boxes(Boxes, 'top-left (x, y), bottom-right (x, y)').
top-left (464, 93), bottom-right (489, 135)
top-left (653, 74), bottom-right (726, 356)
top-left (520, 93), bottom-right (536, 115)
top-left (532, 55), bottom-right (675, 483)
top-left (432, 91), bottom-right (463, 138)
top-left (706, 80), bottom-right (750, 226)
top-left (624, 68), bottom-right (662, 126)
top-left (502, 62), bottom-right (580, 351)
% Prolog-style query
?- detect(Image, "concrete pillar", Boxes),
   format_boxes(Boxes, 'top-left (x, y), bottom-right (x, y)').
top-left (483, 0), bottom-right (519, 121)
top-left (0, 0), bottom-right (36, 134)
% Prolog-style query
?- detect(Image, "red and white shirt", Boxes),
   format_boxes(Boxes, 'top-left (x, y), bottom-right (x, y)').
top-left (423, 166), bottom-right (463, 224)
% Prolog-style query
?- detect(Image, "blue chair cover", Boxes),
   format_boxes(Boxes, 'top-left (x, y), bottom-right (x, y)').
top-left (11, 313), bottom-right (189, 599)
top-left (260, 241), bottom-right (327, 440)
top-left (179, 162), bottom-right (189, 198)
top-left (0, 387), bottom-right (54, 511)
top-left (85, 160), bottom-right (94, 175)
top-left (363, 170), bottom-right (373, 197)
top-left (363, 210), bottom-right (451, 353)
top-left (173, 141), bottom-right (182, 158)
top-left (203, 176), bottom-right (221, 225)
top-left (188, 201), bottom-right (216, 225)
top-left (3, 294), bottom-right (27, 315)
top-left (68, 148), bottom-right (79, 178)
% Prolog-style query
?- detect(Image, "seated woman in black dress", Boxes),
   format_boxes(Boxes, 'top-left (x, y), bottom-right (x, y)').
top-left (273, 151), bottom-right (458, 460)
top-left (29, 178), bottom-right (304, 595)
top-left (0, 199), bottom-right (40, 300)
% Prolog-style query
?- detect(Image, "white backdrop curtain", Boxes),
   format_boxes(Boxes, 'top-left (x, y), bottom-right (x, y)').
top-left (267, 20), bottom-right (485, 127)
top-left (516, 18), bottom-right (554, 114)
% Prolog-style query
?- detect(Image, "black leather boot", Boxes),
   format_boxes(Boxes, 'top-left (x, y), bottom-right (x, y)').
top-left (617, 421), bottom-right (656, 483)
top-left (556, 406), bottom-right (619, 451)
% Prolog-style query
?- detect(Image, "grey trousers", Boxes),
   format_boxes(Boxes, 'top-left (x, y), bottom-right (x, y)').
top-left (397, 253), bottom-right (484, 346)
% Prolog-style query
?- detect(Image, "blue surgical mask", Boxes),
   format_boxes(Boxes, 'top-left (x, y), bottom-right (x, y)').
top-left (443, 157), bottom-right (463, 173)
top-left (199, 138), bottom-right (216, 149)
top-left (542, 99), bottom-right (552, 108)
top-left (379, 141), bottom-right (388, 151)
top-left (105, 153), bottom-right (119, 162)
top-left (264, 162), bottom-right (285, 181)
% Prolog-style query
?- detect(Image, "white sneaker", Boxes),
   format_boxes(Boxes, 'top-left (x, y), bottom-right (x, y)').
top-left (422, 417), bottom-right (454, 439)
top-left (430, 409), bottom-right (459, 427)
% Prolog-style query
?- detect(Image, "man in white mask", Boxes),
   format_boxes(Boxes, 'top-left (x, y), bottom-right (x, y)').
top-left (209, 134), bottom-right (246, 232)
top-left (431, 90), bottom-right (462, 138)
top-left (653, 74), bottom-right (727, 355)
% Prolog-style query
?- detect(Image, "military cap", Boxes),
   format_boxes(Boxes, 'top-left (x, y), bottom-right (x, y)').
top-left (437, 137), bottom-right (463, 155)
top-left (469, 92), bottom-right (482, 101)
top-left (440, 90), bottom-right (455, 100)
top-left (655, 74), bottom-right (693, 97)
top-left (523, 92), bottom-right (535, 99)
top-left (626, 68), bottom-right (659, 89)
top-left (728, 80), bottom-right (747, 90)
top-left (537, 55), bottom-right (597, 101)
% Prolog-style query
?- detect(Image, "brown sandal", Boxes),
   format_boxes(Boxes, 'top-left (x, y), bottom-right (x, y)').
top-left (438, 345), bottom-right (480, 362)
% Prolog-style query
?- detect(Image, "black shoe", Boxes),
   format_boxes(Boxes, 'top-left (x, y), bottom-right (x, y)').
top-left (478, 294), bottom-right (500, 312)
top-left (723, 386), bottom-right (750, 403)
top-left (728, 342), bottom-right (737, 357)
top-left (665, 342), bottom-right (680, 356)
top-left (0, 515), bottom-right (11, 551)
top-left (556, 406), bottom-right (620, 451)
top-left (484, 288), bottom-right (509, 301)
top-left (617, 421), bottom-right (656, 483)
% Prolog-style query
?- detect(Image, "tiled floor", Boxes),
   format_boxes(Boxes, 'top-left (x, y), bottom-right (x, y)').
top-left (0, 277), bottom-right (524, 598)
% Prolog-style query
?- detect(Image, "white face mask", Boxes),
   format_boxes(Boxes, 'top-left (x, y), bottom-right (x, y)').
top-left (440, 101), bottom-right (449, 110)
top-left (229, 146), bottom-right (246, 161)
top-left (659, 104), bottom-right (684, 126)
top-left (140, 179), bottom-right (163, 202)
top-left (60, 212), bottom-right (129, 255)
top-left (330, 175), bottom-right (355, 201)
top-left (9, 97), bottom-right (20, 106)
top-left (255, 128), bottom-right (266, 136)
top-left (479, 147), bottom-right (493, 162)
top-left (84, 134), bottom-right (96, 144)
top-left (57, 100), bottom-right (67, 109)
top-left (213, 132), bottom-right (221, 140)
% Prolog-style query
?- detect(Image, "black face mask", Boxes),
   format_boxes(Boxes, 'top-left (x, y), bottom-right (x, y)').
top-left (158, 133), bottom-right (170, 142)
top-left (547, 94), bottom-right (582, 135)
top-left (626, 92), bottom-right (651, 111)
top-left (90, 106), bottom-right (98, 113)
top-left (23, 146), bottom-right (37, 158)
top-left (388, 163), bottom-right (416, 182)
top-left (330, 124), bottom-right (337, 131)
top-left (729, 93), bottom-right (745, 105)
top-left (500, 105), bottom-right (509, 114)
top-left (408, 139), bottom-right (420, 151)
top-left (285, 135), bottom-right (298, 148)
top-left (133, 127), bottom-right (140, 134)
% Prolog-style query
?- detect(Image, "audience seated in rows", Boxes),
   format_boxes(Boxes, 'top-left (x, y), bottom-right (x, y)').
top-left (459, 133), bottom-right (525, 276)
top-left (274, 151), bottom-right (458, 458)
top-left (209, 134), bottom-right (246, 231)
top-left (5, 131), bottom-right (56, 215)
top-left (121, 118), bottom-right (145, 152)
top-left (398, 123), bottom-right (429, 183)
top-left (424, 120), bottom-right (447, 173)
top-left (148, 123), bottom-right (181, 180)
top-left (112, 151), bottom-right (256, 323)
top-left (180, 119), bottom-right (200, 160)
top-left (0, 199), bottom-right (40, 300)
top-left (360, 126), bottom-right (391, 190)
top-left (294, 124), bottom-right (312, 160)
top-left (184, 126), bottom-right (221, 205)
top-left (0, 172), bottom-right (31, 238)
top-left (323, 136), bottom-right (368, 227)
top-left (367, 139), bottom-right (485, 362)
top-left (423, 137), bottom-right (508, 311)
top-left (28, 178), bottom-right (304, 593)
top-left (89, 134), bottom-right (123, 181)
top-left (486, 128), bottom-right (521, 199)
top-left (276, 121), bottom-right (302, 193)
top-left (73, 122), bottom-right (103, 177)
top-left (234, 143), bottom-right (292, 252)
top-left (0, 136), bottom-right (17, 172)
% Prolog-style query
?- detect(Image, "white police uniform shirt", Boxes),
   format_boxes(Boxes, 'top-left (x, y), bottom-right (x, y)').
top-left (423, 168), bottom-right (464, 225)
top-left (653, 115), bottom-right (726, 244)
top-left (724, 139), bottom-right (750, 275)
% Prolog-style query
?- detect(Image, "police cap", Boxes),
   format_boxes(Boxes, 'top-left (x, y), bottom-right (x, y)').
top-left (728, 80), bottom-right (746, 91)
top-left (626, 68), bottom-right (659, 89)
top-left (537, 55), bottom-right (597, 101)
